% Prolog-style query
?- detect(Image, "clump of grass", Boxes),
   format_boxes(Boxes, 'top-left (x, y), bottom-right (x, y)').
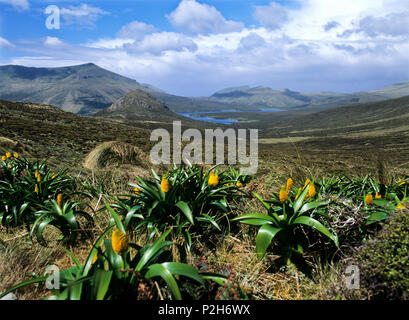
top-left (0, 239), bottom-right (64, 300)
top-left (83, 141), bottom-right (150, 170)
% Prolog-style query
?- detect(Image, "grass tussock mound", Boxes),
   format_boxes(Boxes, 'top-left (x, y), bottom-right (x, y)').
top-left (83, 141), bottom-right (150, 170)
top-left (0, 137), bottom-right (31, 157)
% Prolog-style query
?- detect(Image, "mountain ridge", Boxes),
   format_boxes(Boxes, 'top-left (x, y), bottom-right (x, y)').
top-left (0, 63), bottom-right (408, 115)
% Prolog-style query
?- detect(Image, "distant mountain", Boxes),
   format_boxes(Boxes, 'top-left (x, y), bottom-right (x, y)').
top-left (206, 82), bottom-right (409, 111)
top-left (95, 89), bottom-right (182, 121)
top-left (0, 63), bottom-right (408, 115)
top-left (0, 63), bottom-right (150, 115)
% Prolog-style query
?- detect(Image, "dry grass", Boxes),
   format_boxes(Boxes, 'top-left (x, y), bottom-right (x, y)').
top-left (83, 141), bottom-right (150, 170)
top-left (0, 239), bottom-right (64, 300)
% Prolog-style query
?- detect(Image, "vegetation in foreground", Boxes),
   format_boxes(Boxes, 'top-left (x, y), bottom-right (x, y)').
top-left (1, 152), bottom-right (408, 300)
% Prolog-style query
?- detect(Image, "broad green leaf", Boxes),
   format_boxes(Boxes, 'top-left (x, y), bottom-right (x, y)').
top-left (175, 201), bottom-right (194, 225)
top-left (105, 204), bottom-right (125, 232)
top-left (256, 224), bottom-right (281, 261)
top-left (158, 262), bottom-right (205, 286)
top-left (232, 213), bottom-right (277, 226)
top-left (299, 199), bottom-right (330, 215)
top-left (293, 216), bottom-right (338, 247)
top-left (135, 229), bottom-right (172, 271)
top-left (92, 269), bottom-right (113, 300)
top-left (293, 184), bottom-right (311, 214)
top-left (145, 264), bottom-right (181, 300)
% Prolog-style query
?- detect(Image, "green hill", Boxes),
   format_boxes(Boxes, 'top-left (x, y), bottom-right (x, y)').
top-left (0, 63), bottom-right (146, 115)
top-left (95, 89), bottom-right (183, 122)
top-left (264, 95), bottom-right (409, 138)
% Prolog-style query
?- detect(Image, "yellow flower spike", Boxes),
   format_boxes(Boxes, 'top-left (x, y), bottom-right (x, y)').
top-left (208, 172), bottom-right (219, 186)
top-left (365, 194), bottom-right (373, 205)
top-left (279, 185), bottom-right (289, 202)
top-left (8, 164), bottom-right (12, 169)
top-left (286, 178), bottom-right (293, 192)
top-left (57, 194), bottom-right (63, 209)
top-left (1, 156), bottom-right (5, 161)
top-left (13, 153), bottom-right (19, 159)
top-left (375, 193), bottom-right (382, 199)
top-left (134, 187), bottom-right (142, 195)
top-left (112, 230), bottom-right (128, 255)
top-left (161, 177), bottom-right (170, 193)
top-left (398, 179), bottom-right (406, 185)
top-left (396, 203), bottom-right (405, 211)
top-left (35, 184), bottom-right (39, 194)
top-left (236, 181), bottom-right (243, 188)
top-left (92, 252), bottom-right (98, 264)
top-left (6, 152), bottom-right (11, 158)
top-left (34, 171), bottom-right (39, 179)
top-left (303, 179), bottom-right (311, 190)
top-left (295, 189), bottom-right (301, 200)
top-left (51, 174), bottom-right (57, 179)
top-left (308, 183), bottom-right (316, 198)
top-left (37, 175), bottom-right (41, 183)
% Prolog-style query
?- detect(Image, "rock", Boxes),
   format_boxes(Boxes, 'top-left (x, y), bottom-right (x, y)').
top-left (0, 293), bottom-right (17, 300)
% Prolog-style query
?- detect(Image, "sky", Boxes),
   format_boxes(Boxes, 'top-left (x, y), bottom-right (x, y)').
top-left (0, 0), bottom-right (408, 96)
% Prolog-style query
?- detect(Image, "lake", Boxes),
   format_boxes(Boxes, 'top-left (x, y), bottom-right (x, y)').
top-left (178, 109), bottom-right (283, 125)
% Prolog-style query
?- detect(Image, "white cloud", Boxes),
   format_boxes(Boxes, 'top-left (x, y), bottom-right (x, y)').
top-left (253, 2), bottom-right (289, 30)
top-left (239, 32), bottom-right (267, 50)
top-left (44, 36), bottom-right (64, 47)
top-left (117, 21), bottom-right (157, 39)
top-left (340, 12), bottom-right (409, 38)
top-left (0, 37), bottom-right (13, 48)
top-left (167, 0), bottom-right (244, 35)
top-left (125, 32), bottom-right (198, 55)
top-left (0, 0), bottom-right (29, 10)
top-left (85, 38), bottom-right (135, 49)
top-left (60, 4), bottom-right (109, 26)
top-left (3, 0), bottom-right (409, 96)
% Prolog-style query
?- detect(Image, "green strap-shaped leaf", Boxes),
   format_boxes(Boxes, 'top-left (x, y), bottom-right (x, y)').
top-left (232, 213), bottom-right (277, 226)
top-left (293, 216), bottom-right (339, 247)
top-left (365, 211), bottom-right (389, 225)
top-left (298, 199), bottom-right (330, 215)
top-left (256, 224), bottom-right (281, 261)
top-left (105, 204), bottom-right (125, 232)
top-left (253, 192), bottom-right (271, 210)
top-left (158, 262), bottom-right (205, 286)
top-left (82, 226), bottom-right (114, 276)
top-left (0, 276), bottom-right (48, 299)
top-left (35, 217), bottom-right (55, 246)
top-left (92, 269), bottom-right (113, 300)
top-left (145, 264), bottom-right (182, 300)
top-left (197, 214), bottom-right (221, 231)
top-left (293, 184), bottom-right (311, 214)
top-left (200, 273), bottom-right (228, 286)
top-left (135, 229), bottom-right (172, 271)
top-left (175, 201), bottom-right (194, 225)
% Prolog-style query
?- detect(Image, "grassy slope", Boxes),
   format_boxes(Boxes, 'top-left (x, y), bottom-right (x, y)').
top-left (0, 99), bottom-right (154, 167)
top-left (1, 97), bottom-right (409, 300)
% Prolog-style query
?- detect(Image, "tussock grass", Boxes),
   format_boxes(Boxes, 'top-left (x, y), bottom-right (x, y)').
top-left (83, 141), bottom-right (150, 170)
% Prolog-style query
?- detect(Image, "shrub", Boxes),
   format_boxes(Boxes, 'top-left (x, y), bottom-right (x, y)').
top-left (355, 209), bottom-right (409, 299)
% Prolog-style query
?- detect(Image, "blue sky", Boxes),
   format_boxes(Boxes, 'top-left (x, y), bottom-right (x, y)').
top-left (0, 0), bottom-right (408, 96)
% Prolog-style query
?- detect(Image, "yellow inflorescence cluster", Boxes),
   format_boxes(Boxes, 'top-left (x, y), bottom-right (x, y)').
top-left (112, 229), bottom-right (129, 255)
top-left (208, 172), bottom-right (219, 186)
top-left (1, 152), bottom-right (19, 167)
top-left (280, 178), bottom-right (316, 203)
top-left (161, 177), bottom-right (170, 193)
